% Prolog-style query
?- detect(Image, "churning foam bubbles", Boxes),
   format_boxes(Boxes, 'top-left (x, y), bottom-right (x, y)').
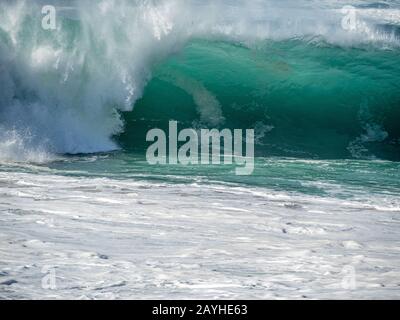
top-left (0, 0), bottom-right (399, 161)
top-left (0, 126), bottom-right (54, 163)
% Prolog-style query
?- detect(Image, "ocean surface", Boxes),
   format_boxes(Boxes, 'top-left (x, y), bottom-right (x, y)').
top-left (1, 0), bottom-right (400, 299)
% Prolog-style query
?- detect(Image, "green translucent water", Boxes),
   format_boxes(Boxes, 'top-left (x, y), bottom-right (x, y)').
top-left (120, 39), bottom-right (400, 161)
top-left (25, 152), bottom-right (396, 206)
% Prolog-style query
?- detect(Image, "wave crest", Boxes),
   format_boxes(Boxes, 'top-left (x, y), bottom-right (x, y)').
top-left (0, 0), bottom-right (399, 161)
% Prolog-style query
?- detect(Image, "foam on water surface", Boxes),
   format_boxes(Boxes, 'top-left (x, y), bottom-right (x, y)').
top-left (0, 157), bottom-right (399, 299)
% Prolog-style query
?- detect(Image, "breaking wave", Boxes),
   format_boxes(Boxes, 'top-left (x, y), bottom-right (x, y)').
top-left (0, 0), bottom-right (399, 161)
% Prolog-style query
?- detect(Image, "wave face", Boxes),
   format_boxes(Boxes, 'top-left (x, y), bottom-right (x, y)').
top-left (1, 0), bottom-right (400, 161)
top-left (121, 39), bottom-right (400, 160)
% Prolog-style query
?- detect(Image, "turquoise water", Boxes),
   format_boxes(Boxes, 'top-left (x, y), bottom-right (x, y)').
top-left (29, 153), bottom-right (398, 199)
top-left (121, 39), bottom-right (400, 160)
top-left (74, 156), bottom-right (400, 209)
top-left (1, 0), bottom-right (400, 299)
top-left (2, 149), bottom-right (396, 215)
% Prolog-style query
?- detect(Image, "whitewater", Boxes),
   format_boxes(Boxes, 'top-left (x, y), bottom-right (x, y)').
top-left (1, 0), bottom-right (400, 299)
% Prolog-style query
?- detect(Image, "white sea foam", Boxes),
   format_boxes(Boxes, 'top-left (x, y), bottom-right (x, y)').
top-left (0, 168), bottom-right (399, 299)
